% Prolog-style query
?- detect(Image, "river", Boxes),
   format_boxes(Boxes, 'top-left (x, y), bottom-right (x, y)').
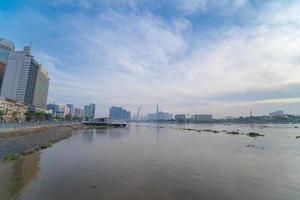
top-left (1, 123), bottom-right (300, 200)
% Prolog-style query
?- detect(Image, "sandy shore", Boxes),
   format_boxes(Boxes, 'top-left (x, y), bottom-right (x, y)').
top-left (0, 124), bottom-right (85, 160)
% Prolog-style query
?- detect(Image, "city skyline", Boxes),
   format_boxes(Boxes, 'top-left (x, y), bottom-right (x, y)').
top-left (1, 1), bottom-right (300, 117)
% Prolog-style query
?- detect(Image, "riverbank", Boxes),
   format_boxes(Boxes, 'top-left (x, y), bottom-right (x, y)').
top-left (0, 124), bottom-right (85, 161)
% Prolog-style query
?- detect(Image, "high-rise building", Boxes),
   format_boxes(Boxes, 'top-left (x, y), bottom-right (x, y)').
top-left (59, 105), bottom-right (70, 117)
top-left (74, 107), bottom-right (84, 118)
top-left (0, 42), bottom-right (49, 112)
top-left (84, 103), bottom-right (96, 120)
top-left (109, 106), bottom-right (130, 121)
top-left (66, 104), bottom-right (74, 116)
top-left (33, 66), bottom-right (50, 111)
top-left (148, 104), bottom-right (172, 121)
top-left (0, 38), bottom-right (15, 92)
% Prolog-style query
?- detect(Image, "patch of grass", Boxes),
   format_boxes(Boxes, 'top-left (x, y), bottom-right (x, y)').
top-left (226, 131), bottom-right (239, 135)
top-left (3, 154), bottom-right (20, 161)
top-left (247, 132), bottom-right (264, 137)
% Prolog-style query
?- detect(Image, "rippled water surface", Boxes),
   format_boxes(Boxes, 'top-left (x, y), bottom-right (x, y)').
top-left (1, 123), bottom-right (300, 200)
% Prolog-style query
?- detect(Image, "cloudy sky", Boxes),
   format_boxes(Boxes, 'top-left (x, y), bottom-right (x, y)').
top-left (1, 0), bottom-right (300, 118)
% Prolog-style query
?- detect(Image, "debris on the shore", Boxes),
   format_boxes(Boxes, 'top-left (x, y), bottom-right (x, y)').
top-left (247, 132), bottom-right (264, 137)
top-left (226, 131), bottom-right (239, 135)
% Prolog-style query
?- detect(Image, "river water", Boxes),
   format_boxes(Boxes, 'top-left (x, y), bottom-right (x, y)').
top-left (1, 123), bottom-right (300, 200)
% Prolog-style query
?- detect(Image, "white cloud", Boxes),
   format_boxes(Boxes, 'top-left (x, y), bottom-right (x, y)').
top-left (24, 0), bottom-right (300, 117)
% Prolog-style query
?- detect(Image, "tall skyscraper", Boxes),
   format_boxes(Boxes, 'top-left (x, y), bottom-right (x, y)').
top-left (0, 38), bottom-right (15, 93)
top-left (0, 42), bottom-right (50, 112)
top-left (84, 103), bottom-right (96, 120)
top-left (33, 66), bottom-right (50, 111)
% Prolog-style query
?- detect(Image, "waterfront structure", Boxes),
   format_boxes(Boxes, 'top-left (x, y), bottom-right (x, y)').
top-left (0, 97), bottom-right (28, 122)
top-left (109, 106), bottom-right (130, 121)
top-left (74, 107), bottom-right (84, 119)
top-left (191, 114), bottom-right (213, 122)
top-left (84, 103), bottom-right (96, 120)
top-left (175, 114), bottom-right (186, 122)
top-left (0, 40), bottom-right (49, 111)
top-left (66, 104), bottom-right (74, 116)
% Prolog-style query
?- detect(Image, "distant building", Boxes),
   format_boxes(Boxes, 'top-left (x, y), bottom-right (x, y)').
top-left (109, 106), bottom-right (130, 121)
top-left (191, 114), bottom-right (213, 121)
top-left (147, 104), bottom-right (172, 121)
top-left (269, 110), bottom-right (284, 117)
top-left (47, 103), bottom-right (59, 115)
top-left (175, 114), bottom-right (186, 121)
top-left (0, 41), bottom-right (49, 112)
top-left (84, 103), bottom-right (96, 120)
top-left (0, 97), bottom-right (28, 122)
top-left (147, 112), bottom-right (172, 121)
top-left (66, 104), bottom-right (75, 116)
top-left (74, 107), bottom-right (84, 118)
top-left (59, 105), bottom-right (70, 117)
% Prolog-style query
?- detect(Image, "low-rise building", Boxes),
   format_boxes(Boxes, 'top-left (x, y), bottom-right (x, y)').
top-left (191, 114), bottom-right (213, 121)
top-left (0, 97), bottom-right (28, 122)
top-left (175, 114), bottom-right (186, 122)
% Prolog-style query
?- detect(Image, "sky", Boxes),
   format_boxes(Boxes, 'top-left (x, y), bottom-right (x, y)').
top-left (1, 0), bottom-right (300, 118)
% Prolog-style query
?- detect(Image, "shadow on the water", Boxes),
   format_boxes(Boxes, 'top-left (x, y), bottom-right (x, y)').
top-left (0, 152), bottom-right (40, 200)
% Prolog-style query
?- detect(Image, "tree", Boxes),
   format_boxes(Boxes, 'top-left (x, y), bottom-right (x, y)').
top-left (12, 111), bottom-right (18, 122)
top-left (65, 114), bottom-right (72, 121)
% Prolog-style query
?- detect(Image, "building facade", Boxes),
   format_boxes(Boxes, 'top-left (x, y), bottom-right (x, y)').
top-left (33, 66), bottom-right (50, 111)
top-left (109, 106), bottom-right (130, 121)
top-left (66, 104), bottom-right (74, 116)
top-left (74, 108), bottom-right (84, 118)
top-left (0, 97), bottom-right (28, 122)
top-left (0, 39), bottom-right (49, 113)
top-left (0, 38), bottom-right (15, 93)
top-left (84, 103), bottom-right (96, 120)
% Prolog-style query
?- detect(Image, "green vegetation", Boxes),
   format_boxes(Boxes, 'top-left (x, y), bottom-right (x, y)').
top-left (247, 132), bottom-right (264, 137)
top-left (3, 154), bottom-right (20, 161)
top-left (296, 136), bottom-right (300, 139)
top-left (226, 131), bottom-right (240, 135)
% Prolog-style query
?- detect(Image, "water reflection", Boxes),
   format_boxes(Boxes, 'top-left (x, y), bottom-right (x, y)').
top-left (0, 152), bottom-right (40, 200)
top-left (1, 123), bottom-right (300, 200)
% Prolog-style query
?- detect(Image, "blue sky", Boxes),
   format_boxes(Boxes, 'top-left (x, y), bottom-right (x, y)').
top-left (1, 0), bottom-right (300, 117)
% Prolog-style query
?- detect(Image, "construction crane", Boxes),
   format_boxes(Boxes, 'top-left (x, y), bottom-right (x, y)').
top-left (136, 105), bottom-right (142, 121)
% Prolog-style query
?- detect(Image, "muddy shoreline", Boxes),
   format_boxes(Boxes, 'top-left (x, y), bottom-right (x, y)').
top-left (0, 124), bottom-right (85, 161)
